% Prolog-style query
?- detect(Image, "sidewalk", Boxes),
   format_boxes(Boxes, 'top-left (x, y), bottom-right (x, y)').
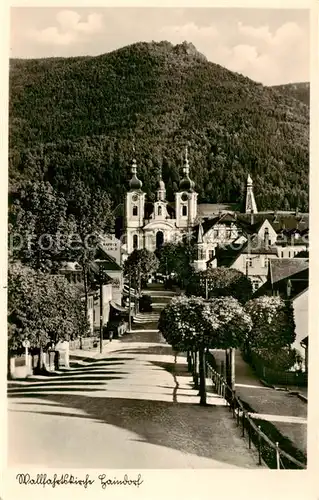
top-left (211, 349), bottom-right (307, 455)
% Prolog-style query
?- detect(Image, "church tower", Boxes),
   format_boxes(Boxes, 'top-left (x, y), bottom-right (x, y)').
top-left (193, 221), bottom-right (207, 272)
top-left (153, 168), bottom-right (169, 221)
top-left (245, 174), bottom-right (258, 214)
top-left (125, 158), bottom-right (146, 253)
top-left (175, 147), bottom-right (198, 229)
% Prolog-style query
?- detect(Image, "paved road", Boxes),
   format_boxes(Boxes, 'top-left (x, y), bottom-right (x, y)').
top-left (8, 339), bottom-right (262, 468)
top-left (8, 286), bottom-right (263, 469)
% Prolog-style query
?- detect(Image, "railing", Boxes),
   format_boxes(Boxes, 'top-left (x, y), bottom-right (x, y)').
top-left (248, 351), bottom-right (307, 387)
top-left (69, 337), bottom-right (97, 351)
top-left (206, 362), bottom-right (307, 470)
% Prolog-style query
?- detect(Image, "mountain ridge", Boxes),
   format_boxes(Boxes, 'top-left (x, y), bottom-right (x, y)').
top-left (9, 40), bottom-right (309, 212)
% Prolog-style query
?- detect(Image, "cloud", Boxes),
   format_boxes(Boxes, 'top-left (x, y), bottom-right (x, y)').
top-left (158, 19), bottom-right (308, 84)
top-left (28, 10), bottom-right (103, 46)
top-left (160, 22), bottom-right (218, 41)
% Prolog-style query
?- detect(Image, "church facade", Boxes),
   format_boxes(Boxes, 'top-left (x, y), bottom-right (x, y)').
top-left (121, 149), bottom-right (308, 286)
top-left (122, 149), bottom-right (258, 261)
top-left (124, 149), bottom-right (200, 255)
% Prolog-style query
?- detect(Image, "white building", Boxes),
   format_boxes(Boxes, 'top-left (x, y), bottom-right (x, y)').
top-left (124, 148), bottom-right (198, 256)
top-left (119, 150), bottom-right (308, 287)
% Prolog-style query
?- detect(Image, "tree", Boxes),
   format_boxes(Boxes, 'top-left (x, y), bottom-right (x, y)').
top-left (9, 181), bottom-right (72, 272)
top-left (245, 296), bottom-right (296, 352)
top-left (66, 180), bottom-right (114, 315)
top-left (8, 261), bottom-right (89, 374)
top-left (157, 240), bottom-right (196, 287)
top-left (203, 297), bottom-right (252, 392)
top-left (187, 267), bottom-right (253, 304)
top-left (124, 249), bottom-right (159, 301)
top-left (158, 295), bottom-right (252, 404)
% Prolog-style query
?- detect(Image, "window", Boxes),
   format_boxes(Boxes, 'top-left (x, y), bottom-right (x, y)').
top-left (198, 248), bottom-right (205, 260)
top-left (182, 205), bottom-right (187, 216)
top-left (264, 257), bottom-right (269, 268)
top-left (158, 206), bottom-right (162, 216)
top-left (247, 257), bottom-right (253, 267)
top-left (281, 251), bottom-right (284, 258)
top-left (226, 229), bottom-right (231, 239)
top-left (264, 228), bottom-right (270, 245)
top-left (252, 280), bottom-right (259, 292)
top-left (213, 230), bottom-right (219, 239)
top-left (132, 205), bottom-right (138, 216)
top-left (209, 250), bottom-right (214, 260)
top-left (288, 251), bottom-right (291, 258)
top-left (133, 234), bottom-right (138, 249)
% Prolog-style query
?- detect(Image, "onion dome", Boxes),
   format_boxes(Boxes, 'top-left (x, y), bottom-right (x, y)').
top-left (129, 158), bottom-right (143, 190)
top-left (180, 146), bottom-right (195, 191)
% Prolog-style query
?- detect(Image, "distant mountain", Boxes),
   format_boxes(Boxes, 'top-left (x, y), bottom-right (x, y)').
top-left (9, 41), bottom-right (309, 212)
top-left (271, 82), bottom-right (310, 106)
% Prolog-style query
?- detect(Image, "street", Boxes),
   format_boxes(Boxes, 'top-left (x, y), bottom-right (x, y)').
top-left (8, 306), bottom-right (261, 468)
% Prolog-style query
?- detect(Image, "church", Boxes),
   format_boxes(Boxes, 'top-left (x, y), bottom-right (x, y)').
top-left (120, 148), bottom-right (308, 283)
top-left (124, 148), bottom-right (200, 255)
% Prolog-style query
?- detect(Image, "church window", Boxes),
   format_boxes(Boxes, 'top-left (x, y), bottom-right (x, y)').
top-left (133, 234), bottom-right (138, 249)
top-left (182, 205), bottom-right (187, 217)
top-left (158, 206), bottom-right (162, 216)
top-left (132, 205), bottom-right (138, 216)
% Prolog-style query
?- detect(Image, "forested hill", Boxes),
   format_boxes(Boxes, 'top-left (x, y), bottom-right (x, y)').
top-left (9, 41), bottom-right (309, 212)
top-left (271, 82), bottom-right (310, 106)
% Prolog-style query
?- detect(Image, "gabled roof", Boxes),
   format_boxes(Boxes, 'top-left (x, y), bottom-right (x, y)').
top-left (269, 258), bottom-right (309, 285)
top-left (216, 235), bottom-right (278, 268)
top-left (237, 212), bottom-right (309, 233)
top-left (94, 244), bottom-right (122, 270)
top-left (241, 235), bottom-right (278, 255)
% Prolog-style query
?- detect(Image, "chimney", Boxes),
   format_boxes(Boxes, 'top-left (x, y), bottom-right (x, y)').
top-left (250, 209), bottom-right (254, 225)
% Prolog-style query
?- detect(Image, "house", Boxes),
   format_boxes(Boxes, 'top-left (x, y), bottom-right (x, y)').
top-left (58, 239), bottom-right (124, 334)
top-left (255, 258), bottom-right (309, 370)
top-left (213, 235), bottom-right (279, 291)
top-left (114, 149), bottom-right (308, 289)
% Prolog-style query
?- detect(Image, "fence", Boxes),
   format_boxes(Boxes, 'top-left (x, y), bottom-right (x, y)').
top-left (248, 352), bottom-right (307, 387)
top-left (69, 337), bottom-right (98, 351)
top-left (206, 361), bottom-right (307, 470)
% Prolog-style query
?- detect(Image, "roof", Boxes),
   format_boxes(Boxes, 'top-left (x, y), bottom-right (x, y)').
top-left (241, 235), bottom-right (278, 255)
top-left (59, 261), bottom-right (82, 272)
top-left (237, 212), bottom-right (309, 233)
top-left (216, 235), bottom-right (278, 268)
top-left (113, 203), bottom-right (124, 217)
top-left (197, 203), bottom-right (239, 217)
top-left (269, 258), bottom-right (309, 285)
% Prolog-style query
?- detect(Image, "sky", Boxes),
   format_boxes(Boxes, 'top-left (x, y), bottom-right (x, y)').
top-left (10, 7), bottom-right (310, 85)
